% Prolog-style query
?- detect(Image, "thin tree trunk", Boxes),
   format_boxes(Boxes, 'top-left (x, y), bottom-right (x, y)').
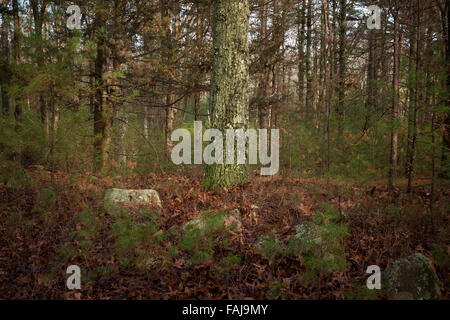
top-left (93, 1), bottom-right (107, 173)
top-left (389, 9), bottom-right (400, 190)
top-left (1, 0), bottom-right (10, 118)
top-left (407, 0), bottom-right (423, 192)
top-left (305, 0), bottom-right (313, 119)
top-left (194, 93), bottom-right (200, 121)
top-left (258, 0), bottom-right (270, 129)
top-left (336, 0), bottom-right (346, 141)
top-left (297, 0), bottom-right (306, 112)
top-left (31, 1), bottom-right (48, 136)
top-left (12, 0), bottom-right (21, 122)
top-left (163, 1), bottom-right (179, 157)
top-left (441, 1), bottom-right (450, 178)
top-left (406, 0), bottom-right (417, 176)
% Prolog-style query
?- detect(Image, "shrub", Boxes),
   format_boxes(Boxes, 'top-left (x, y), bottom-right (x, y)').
top-left (266, 281), bottom-right (287, 300)
top-left (288, 204), bottom-right (350, 282)
top-left (112, 213), bottom-right (164, 268)
top-left (181, 211), bottom-right (232, 265)
top-left (255, 234), bottom-right (284, 260)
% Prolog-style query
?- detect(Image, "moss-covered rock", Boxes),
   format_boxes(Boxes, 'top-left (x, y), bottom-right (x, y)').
top-left (183, 209), bottom-right (241, 232)
top-left (104, 188), bottom-right (161, 216)
top-left (293, 222), bottom-right (324, 244)
top-left (288, 222), bottom-right (348, 276)
top-left (382, 253), bottom-right (441, 300)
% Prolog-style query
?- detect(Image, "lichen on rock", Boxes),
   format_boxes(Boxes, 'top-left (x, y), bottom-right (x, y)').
top-left (104, 188), bottom-right (161, 216)
top-left (183, 209), bottom-right (241, 233)
top-left (382, 253), bottom-right (442, 300)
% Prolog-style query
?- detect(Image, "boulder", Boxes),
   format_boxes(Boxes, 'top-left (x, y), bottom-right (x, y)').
top-left (382, 253), bottom-right (441, 300)
top-left (254, 223), bottom-right (325, 258)
top-left (104, 188), bottom-right (161, 216)
top-left (183, 209), bottom-right (241, 232)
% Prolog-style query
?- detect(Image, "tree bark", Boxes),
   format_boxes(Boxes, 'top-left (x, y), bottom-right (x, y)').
top-left (305, 0), bottom-right (313, 119)
top-left (297, 0), bottom-right (306, 112)
top-left (441, 1), bottom-right (450, 178)
top-left (12, 0), bottom-right (21, 122)
top-left (30, 1), bottom-right (48, 135)
top-left (202, 0), bottom-right (250, 190)
top-left (258, 0), bottom-right (270, 129)
top-left (389, 9), bottom-right (400, 190)
top-left (1, 0), bottom-right (10, 118)
top-left (336, 0), bottom-right (346, 140)
top-left (93, 1), bottom-right (108, 173)
top-left (407, 0), bottom-right (423, 192)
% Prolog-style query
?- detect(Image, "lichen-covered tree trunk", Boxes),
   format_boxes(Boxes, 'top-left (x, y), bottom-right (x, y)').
top-left (258, 0), bottom-right (270, 130)
top-left (202, 0), bottom-right (250, 191)
top-left (162, 1), bottom-right (179, 157)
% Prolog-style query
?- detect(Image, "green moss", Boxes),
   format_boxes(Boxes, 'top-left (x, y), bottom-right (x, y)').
top-left (202, 0), bottom-right (250, 190)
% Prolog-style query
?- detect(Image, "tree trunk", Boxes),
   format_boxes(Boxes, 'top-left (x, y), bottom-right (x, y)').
top-left (93, 1), bottom-right (108, 173)
top-left (407, 0), bottom-right (423, 192)
top-left (336, 0), bottom-right (346, 140)
top-left (318, 0), bottom-right (328, 130)
top-left (305, 0), bottom-right (313, 119)
top-left (202, 0), bottom-right (250, 190)
top-left (441, 1), bottom-right (450, 178)
top-left (258, 0), bottom-right (270, 129)
top-left (389, 9), bottom-right (400, 190)
top-left (406, 0), bottom-right (416, 177)
top-left (194, 93), bottom-right (200, 121)
top-left (366, 27), bottom-right (376, 112)
top-left (1, 0), bottom-right (10, 118)
top-left (194, 5), bottom-right (202, 122)
top-left (31, 1), bottom-right (48, 136)
top-left (12, 0), bottom-right (21, 122)
top-left (162, 1), bottom-right (179, 157)
top-left (297, 0), bottom-right (306, 112)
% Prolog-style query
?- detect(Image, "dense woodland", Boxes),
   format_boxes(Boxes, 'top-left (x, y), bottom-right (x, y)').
top-left (0, 0), bottom-right (449, 300)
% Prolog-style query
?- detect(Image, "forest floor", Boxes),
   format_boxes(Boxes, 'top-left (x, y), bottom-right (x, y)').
top-left (0, 168), bottom-right (449, 299)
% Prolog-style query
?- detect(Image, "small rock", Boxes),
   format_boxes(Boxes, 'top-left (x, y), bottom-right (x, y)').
top-left (183, 209), bottom-right (241, 232)
top-left (104, 188), bottom-right (161, 216)
top-left (289, 222), bottom-right (338, 273)
top-left (293, 222), bottom-right (324, 245)
top-left (382, 253), bottom-right (441, 300)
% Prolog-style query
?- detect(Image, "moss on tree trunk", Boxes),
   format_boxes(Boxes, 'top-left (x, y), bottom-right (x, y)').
top-left (202, 0), bottom-right (250, 191)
